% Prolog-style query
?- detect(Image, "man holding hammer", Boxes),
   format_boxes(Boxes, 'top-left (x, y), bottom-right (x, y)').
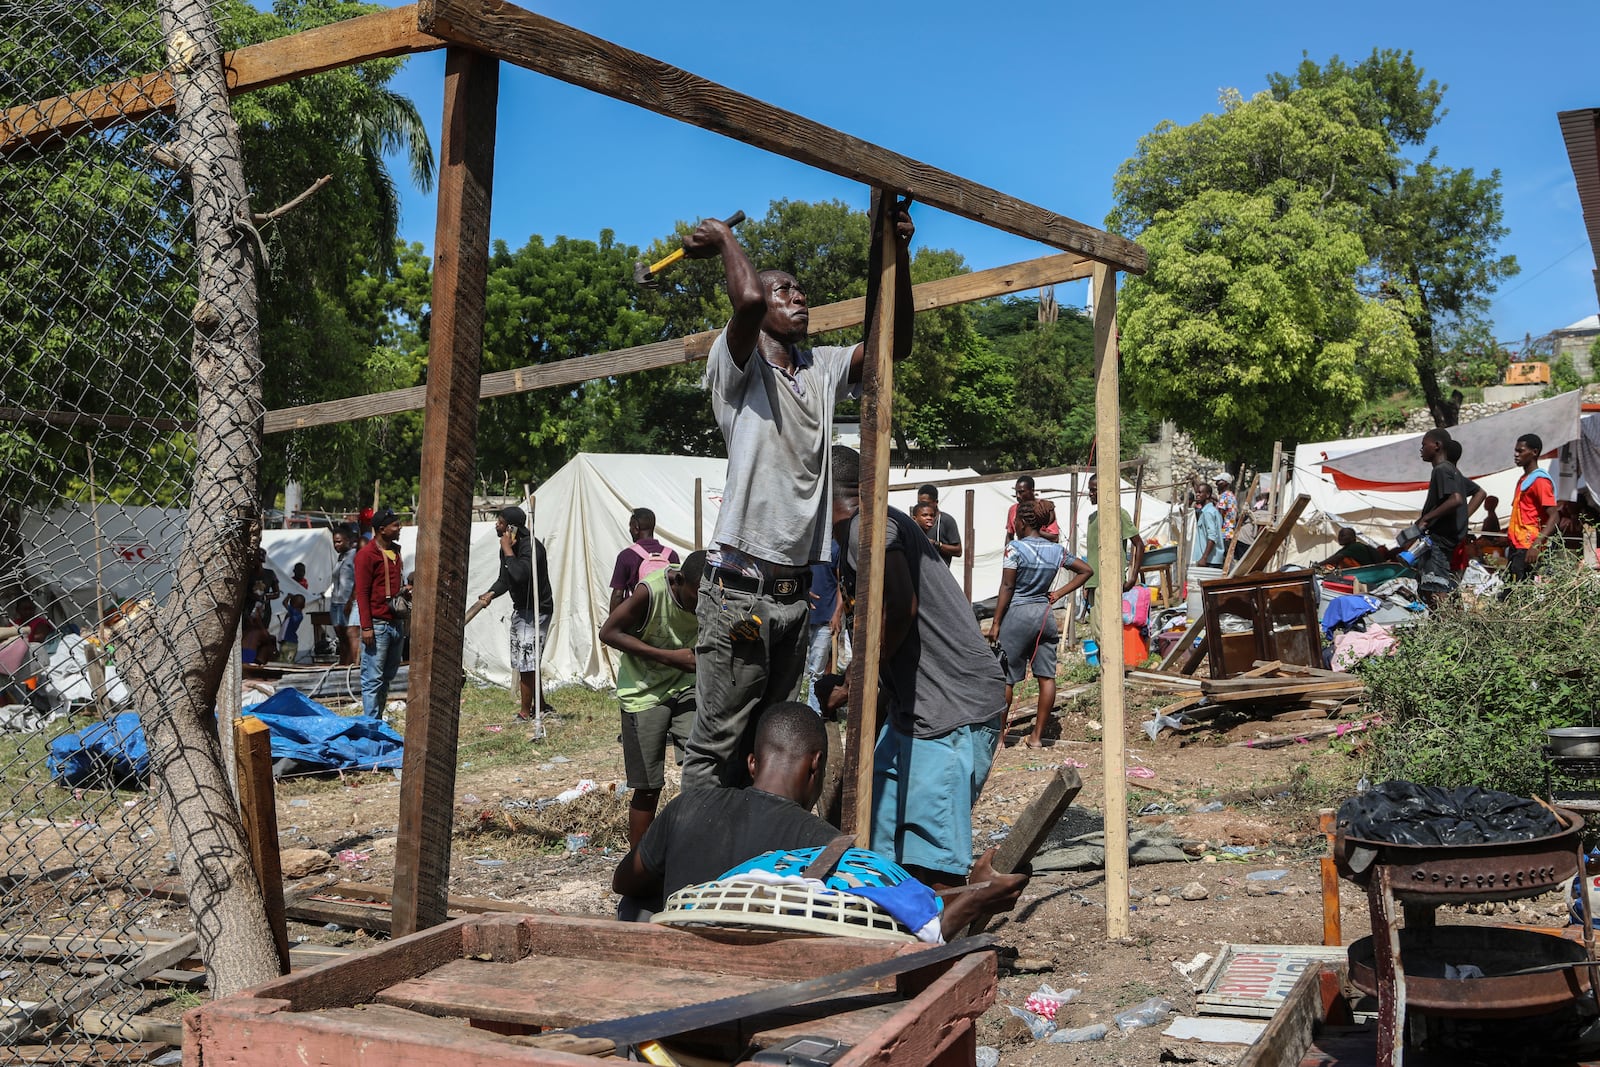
top-left (677, 200), bottom-right (915, 791)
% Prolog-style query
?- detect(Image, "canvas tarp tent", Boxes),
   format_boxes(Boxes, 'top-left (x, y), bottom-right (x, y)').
top-left (1283, 433), bottom-right (1551, 566)
top-left (1318, 390), bottom-right (1580, 490)
top-left (529, 453), bottom-right (1176, 689)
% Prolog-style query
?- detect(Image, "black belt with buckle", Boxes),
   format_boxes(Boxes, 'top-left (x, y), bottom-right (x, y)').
top-left (711, 567), bottom-right (811, 602)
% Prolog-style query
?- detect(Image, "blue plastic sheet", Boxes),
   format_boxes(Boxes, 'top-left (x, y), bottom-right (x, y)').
top-left (47, 689), bottom-right (403, 787)
top-left (235, 687), bottom-right (404, 773)
top-left (48, 711), bottom-right (148, 787)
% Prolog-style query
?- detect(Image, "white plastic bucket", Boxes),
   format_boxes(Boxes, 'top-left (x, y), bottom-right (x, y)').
top-left (1186, 565), bottom-right (1224, 620)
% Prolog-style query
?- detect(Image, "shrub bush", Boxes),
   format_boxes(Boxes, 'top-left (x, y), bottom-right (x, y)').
top-left (1357, 551), bottom-right (1600, 798)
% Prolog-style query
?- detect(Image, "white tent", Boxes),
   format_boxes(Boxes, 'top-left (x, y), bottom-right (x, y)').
top-left (1284, 434), bottom-right (1543, 565)
top-left (1317, 390), bottom-right (1581, 491)
top-left (528, 453), bottom-right (1177, 689)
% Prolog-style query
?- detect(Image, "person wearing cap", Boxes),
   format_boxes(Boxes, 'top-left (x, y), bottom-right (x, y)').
top-left (916, 484), bottom-right (962, 567)
top-left (355, 507), bottom-right (411, 720)
top-left (476, 506), bottom-right (555, 723)
top-left (1213, 472), bottom-right (1238, 545)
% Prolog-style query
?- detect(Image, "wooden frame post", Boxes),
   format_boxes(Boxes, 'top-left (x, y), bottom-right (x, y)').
top-left (1090, 263), bottom-right (1129, 939)
top-left (232, 716), bottom-right (289, 974)
top-left (391, 46), bottom-right (499, 937)
top-left (841, 191), bottom-right (900, 843)
top-left (693, 477), bottom-right (704, 551)
top-left (962, 489), bottom-right (975, 601)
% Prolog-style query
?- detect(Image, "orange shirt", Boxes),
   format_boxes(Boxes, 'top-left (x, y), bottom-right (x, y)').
top-left (1507, 469), bottom-right (1554, 550)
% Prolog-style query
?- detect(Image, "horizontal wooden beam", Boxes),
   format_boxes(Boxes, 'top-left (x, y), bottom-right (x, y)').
top-left (264, 250), bottom-right (1095, 434)
top-left (416, 0), bottom-right (1146, 274)
top-left (0, 6), bottom-right (446, 151)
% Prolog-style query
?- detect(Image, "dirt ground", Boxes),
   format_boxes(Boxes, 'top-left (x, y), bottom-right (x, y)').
top-left (9, 678), bottom-right (1580, 1064)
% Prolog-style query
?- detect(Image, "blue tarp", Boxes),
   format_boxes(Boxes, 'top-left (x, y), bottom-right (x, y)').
top-left (48, 711), bottom-right (148, 787)
top-left (244, 687), bottom-right (404, 773)
top-left (46, 689), bottom-right (403, 788)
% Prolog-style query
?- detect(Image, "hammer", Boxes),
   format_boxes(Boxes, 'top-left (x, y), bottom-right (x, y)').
top-left (633, 210), bottom-right (745, 289)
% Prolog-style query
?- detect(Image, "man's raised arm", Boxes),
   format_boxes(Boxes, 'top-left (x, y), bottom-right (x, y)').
top-left (682, 217), bottom-right (765, 369)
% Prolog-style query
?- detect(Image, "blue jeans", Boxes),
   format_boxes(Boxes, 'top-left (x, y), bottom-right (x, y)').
top-left (361, 619), bottom-right (404, 719)
top-left (803, 623), bottom-right (833, 713)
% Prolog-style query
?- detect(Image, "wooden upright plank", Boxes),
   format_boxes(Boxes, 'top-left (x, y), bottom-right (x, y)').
top-left (0, 6), bottom-right (445, 151)
top-left (263, 251), bottom-right (1096, 435)
top-left (842, 193), bottom-right (900, 843)
top-left (1090, 263), bottom-right (1129, 940)
top-left (233, 716), bottom-right (290, 975)
top-left (391, 47), bottom-right (499, 938)
top-left (416, 0), bottom-right (1145, 273)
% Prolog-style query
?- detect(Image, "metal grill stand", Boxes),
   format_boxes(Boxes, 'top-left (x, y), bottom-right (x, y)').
top-left (1338, 811), bottom-right (1591, 1067)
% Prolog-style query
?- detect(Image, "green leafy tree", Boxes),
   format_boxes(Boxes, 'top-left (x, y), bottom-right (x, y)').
top-left (1268, 50), bottom-right (1517, 427)
top-left (1111, 86), bottom-right (1419, 465)
top-left (219, 0), bottom-right (435, 510)
top-left (0, 2), bottom-right (195, 505)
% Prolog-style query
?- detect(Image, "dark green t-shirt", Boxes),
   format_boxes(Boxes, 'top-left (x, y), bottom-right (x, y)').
top-left (1084, 508), bottom-right (1138, 590)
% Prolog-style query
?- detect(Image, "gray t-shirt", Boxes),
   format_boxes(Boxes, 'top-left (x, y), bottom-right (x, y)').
top-left (705, 326), bottom-right (855, 567)
top-left (930, 511), bottom-right (961, 566)
top-left (843, 507), bottom-right (1007, 738)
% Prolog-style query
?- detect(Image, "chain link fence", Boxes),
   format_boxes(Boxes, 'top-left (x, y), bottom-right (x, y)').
top-left (1, 0), bottom-right (256, 1057)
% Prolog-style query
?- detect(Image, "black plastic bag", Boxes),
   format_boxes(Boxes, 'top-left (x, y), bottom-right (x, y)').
top-left (1338, 780), bottom-right (1561, 846)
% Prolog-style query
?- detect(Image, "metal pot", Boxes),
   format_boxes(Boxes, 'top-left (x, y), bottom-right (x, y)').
top-left (1548, 727), bottom-right (1600, 758)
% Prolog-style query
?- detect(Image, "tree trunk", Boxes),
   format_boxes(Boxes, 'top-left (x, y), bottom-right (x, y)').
top-left (1407, 268), bottom-right (1449, 429)
top-left (114, 0), bottom-right (282, 997)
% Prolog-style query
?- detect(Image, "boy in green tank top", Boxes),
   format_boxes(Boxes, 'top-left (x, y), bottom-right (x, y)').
top-left (599, 551), bottom-right (706, 846)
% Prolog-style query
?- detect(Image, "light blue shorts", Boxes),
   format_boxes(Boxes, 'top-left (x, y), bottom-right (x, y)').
top-left (870, 713), bottom-right (1003, 878)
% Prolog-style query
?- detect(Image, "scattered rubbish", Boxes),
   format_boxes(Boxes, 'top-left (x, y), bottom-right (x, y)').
top-left (461, 793), bottom-right (481, 805)
top-left (501, 797), bottom-right (533, 811)
top-left (1139, 801), bottom-right (1183, 816)
top-left (1114, 996), bottom-right (1176, 1032)
top-left (554, 779), bottom-right (598, 804)
top-left (1047, 1023), bottom-right (1107, 1044)
top-left (1062, 758), bottom-right (1088, 768)
top-left (1162, 1015), bottom-right (1267, 1045)
top-left (1219, 844), bottom-right (1256, 855)
top-left (1246, 869), bottom-right (1290, 881)
top-left (152, 1052), bottom-right (184, 1066)
top-left (1023, 983), bottom-right (1079, 1020)
top-left (0, 970), bottom-right (12, 981)
top-left (550, 755), bottom-right (572, 764)
top-left (565, 833), bottom-right (591, 852)
top-left (1127, 766), bottom-right (1156, 779)
top-left (322, 923), bottom-right (344, 932)
top-left (987, 828), bottom-right (1010, 842)
top-left (1445, 963), bottom-right (1485, 980)
top-left (295, 935), bottom-right (309, 943)
top-left (474, 858), bottom-right (506, 868)
top-left (1172, 951), bottom-right (1214, 981)
top-left (1006, 1004), bottom-right (1055, 1040)
top-left (1191, 801), bottom-right (1225, 813)
top-left (484, 725), bottom-right (504, 733)
top-left (334, 849), bottom-right (369, 865)
top-left (392, 768), bottom-right (402, 781)
top-left (1144, 712), bottom-right (1188, 740)
top-left (975, 1046), bottom-right (1000, 1067)
top-left (537, 763), bottom-right (555, 771)
top-left (290, 798), bottom-right (310, 808)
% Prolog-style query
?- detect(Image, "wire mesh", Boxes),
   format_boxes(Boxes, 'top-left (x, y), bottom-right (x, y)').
top-left (0, 0), bottom-right (251, 1058)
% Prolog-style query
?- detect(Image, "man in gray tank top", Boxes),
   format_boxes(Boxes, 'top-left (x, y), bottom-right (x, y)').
top-left (676, 202), bottom-right (915, 790)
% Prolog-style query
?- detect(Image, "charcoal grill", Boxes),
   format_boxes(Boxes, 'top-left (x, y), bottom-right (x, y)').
top-left (1336, 807), bottom-right (1591, 1067)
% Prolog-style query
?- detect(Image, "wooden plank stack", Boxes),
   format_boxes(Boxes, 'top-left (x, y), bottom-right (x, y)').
top-left (1130, 660), bottom-right (1365, 735)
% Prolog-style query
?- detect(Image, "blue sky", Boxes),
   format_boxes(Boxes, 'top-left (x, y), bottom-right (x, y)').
top-left (370, 0), bottom-right (1599, 343)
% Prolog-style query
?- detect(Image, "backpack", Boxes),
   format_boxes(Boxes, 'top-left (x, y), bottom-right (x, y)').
top-left (629, 541), bottom-right (675, 579)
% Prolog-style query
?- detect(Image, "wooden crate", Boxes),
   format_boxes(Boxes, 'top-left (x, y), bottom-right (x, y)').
top-left (186, 912), bottom-right (996, 1066)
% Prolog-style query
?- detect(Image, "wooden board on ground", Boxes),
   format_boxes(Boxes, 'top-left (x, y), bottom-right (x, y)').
top-left (191, 912), bottom-right (997, 1067)
top-left (6, 1042), bottom-right (172, 1064)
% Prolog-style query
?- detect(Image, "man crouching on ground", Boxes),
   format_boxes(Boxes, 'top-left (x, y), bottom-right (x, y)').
top-left (613, 702), bottom-right (1026, 932)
